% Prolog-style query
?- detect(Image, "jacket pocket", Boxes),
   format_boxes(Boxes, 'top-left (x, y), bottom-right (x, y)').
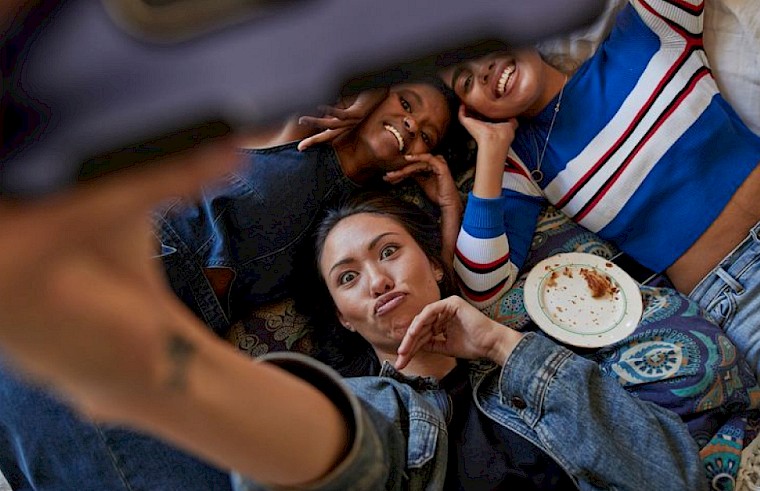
top-left (406, 412), bottom-right (442, 468)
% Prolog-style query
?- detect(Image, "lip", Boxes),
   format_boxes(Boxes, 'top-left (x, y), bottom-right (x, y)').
top-left (491, 59), bottom-right (517, 99)
top-left (374, 291), bottom-right (406, 316)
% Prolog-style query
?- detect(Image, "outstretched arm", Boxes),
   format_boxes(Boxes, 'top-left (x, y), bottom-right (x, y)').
top-left (0, 140), bottom-right (349, 488)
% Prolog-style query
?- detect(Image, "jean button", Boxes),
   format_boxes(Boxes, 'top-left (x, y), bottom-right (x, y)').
top-left (511, 397), bottom-right (527, 409)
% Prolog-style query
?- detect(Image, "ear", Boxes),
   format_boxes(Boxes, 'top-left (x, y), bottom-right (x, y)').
top-left (432, 262), bottom-right (444, 283)
top-left (336, 310), bottom-right (355, 332)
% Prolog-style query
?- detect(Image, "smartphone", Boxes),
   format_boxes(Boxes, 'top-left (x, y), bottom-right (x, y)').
top-left (1, 0), bottom-right (604, 197)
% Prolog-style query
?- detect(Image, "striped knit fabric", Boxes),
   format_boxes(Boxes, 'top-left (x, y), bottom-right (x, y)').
top-left (455, 0), bottom-right (760, 308)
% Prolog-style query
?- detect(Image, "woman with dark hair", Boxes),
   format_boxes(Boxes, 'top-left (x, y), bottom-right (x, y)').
top-left (232, 191), bottom-right (713, 490)
top-left (440, 0), bottom-right (760, 380)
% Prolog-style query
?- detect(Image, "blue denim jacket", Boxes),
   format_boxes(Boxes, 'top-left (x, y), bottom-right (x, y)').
top-left (154, 143), bottom-right (357, 334)
top-left (232, 332), bottom-right (708, 491)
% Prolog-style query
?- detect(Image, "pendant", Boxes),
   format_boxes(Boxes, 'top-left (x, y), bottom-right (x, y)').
top-left (531, 169), bottom-right (544, 182)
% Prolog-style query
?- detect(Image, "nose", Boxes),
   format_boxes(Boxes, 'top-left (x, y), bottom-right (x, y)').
top-left (403, 116), bottom-right (418, 136)
top-left (479, 61), bottom-right (496, 85)
top-left (368, 266), bottom-right (394, 297)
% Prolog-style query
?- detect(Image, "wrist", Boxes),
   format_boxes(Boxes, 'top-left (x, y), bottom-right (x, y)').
top-left (440, 197), bottom-right (463, 216)
top-left (488, 326), bottom-right (524, 366)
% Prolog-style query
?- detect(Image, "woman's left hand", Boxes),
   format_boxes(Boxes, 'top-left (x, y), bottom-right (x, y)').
top-left (296, 88), bottom-right (388, 151)
top-left (384, 153), bottom-right (462, 265)
top-left (383, 153), bottom-right (461, 212)
top-left (395, 296), bottom-right (522, 370)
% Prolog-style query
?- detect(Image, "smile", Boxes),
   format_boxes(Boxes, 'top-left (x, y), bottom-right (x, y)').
top-left (496, 63), bottom-right (516, 96)
top-left (374, 291), bottom-right (406, 316)
top-left (384, 124), bottom-right (405, 152)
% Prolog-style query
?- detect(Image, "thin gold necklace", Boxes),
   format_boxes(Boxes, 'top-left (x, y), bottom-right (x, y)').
top-left (531, 75), bottom-right (568, 183)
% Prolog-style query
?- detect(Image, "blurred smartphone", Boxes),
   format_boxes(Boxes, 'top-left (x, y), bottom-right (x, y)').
top-left (1, 0), bottom-right (603, 197)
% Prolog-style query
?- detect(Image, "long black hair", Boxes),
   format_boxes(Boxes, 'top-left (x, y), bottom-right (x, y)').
top-left (293, 191), bottom-right (459, 376)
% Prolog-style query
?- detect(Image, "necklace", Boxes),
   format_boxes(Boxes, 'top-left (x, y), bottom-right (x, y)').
top-left (531, 75), bottom-right (568, 183)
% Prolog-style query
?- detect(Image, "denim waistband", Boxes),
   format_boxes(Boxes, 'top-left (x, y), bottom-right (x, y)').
top-left (689, 219), bottom-right (760, 297)
top-left (609, 251), bottom-right (658, 285)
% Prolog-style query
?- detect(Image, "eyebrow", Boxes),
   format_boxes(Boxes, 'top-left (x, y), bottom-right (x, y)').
top-left (407, 89), bottom-right (424, 108)
top-left (327, 232), bottom-right (399, 276)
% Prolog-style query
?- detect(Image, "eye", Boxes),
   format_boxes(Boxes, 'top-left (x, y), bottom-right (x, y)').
top-left (338, 271), bottom-right (358, 285)
top-left (380, 244), bottom-right (399, 259)
top-left (462, 73), bottom-right (473, 92)
top-left (399, 96), bottom-right (411, 112)
top-left (421, 132), bottom-right (432, 147)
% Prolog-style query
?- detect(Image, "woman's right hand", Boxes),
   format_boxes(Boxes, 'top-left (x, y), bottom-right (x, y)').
top-left (457, 104), bottom-right (518, 151)
top-left (458, 105), bottom-right (519, 199)
top-left (296, 87), bottom-right (388, 151)
top-left (395, 296), bottom-right (523, 369)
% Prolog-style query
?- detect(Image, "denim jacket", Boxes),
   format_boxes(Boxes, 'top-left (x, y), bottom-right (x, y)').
top-left (232, 332), bottom-right (708, 491)
top-left (153, 143), bottom-right (357, 334)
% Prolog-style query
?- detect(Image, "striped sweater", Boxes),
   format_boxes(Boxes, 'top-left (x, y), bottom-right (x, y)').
top-left (455, 0), bottom-right (760, 308)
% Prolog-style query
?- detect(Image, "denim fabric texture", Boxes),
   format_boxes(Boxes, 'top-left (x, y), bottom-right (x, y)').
top-left (0, 360), bottom-right (232, 491)
top-left (689, 220), bottom-right (760, 379)
top-left (233, 333), bottom-right (709, 491)
top-left (154, 143), bottom-right (357, 334)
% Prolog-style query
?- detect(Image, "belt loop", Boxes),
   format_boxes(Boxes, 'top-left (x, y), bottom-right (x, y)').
top-left (751, 226), bottom-right (760, 245)
top-left (715, 267), bottom-right (744, 294)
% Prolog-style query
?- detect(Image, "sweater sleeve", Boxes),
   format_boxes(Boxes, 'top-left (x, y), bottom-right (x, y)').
top-left (454, 189), bottom-right (542, 309)
top-left (630, 0), bottom-right (703, 40)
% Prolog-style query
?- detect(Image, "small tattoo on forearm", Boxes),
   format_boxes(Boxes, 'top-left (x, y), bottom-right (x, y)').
top-left (166, 334), bottom-right (196, 391)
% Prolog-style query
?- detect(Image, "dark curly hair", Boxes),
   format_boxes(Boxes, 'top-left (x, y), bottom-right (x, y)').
top-left (292, 191), bottom-right (458, 376)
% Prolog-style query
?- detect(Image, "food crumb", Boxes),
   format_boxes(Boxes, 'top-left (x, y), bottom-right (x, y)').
top-left (580, 268), bottom-right (615, 298)
top-left (546, 271), bottom-right (559, 287)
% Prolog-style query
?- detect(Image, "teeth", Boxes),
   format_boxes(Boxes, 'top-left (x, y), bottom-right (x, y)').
top-left (497, 64), bottom-right (515, 96)
top-left (384, 124), bottom-right (405, 152)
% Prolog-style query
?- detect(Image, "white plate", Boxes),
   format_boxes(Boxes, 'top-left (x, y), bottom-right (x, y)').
top-left (523, 252), bottom-right (643, 348)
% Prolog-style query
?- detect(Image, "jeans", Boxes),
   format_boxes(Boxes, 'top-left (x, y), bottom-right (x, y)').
top-left (0, 361), bottom-right (232, 491)
top-left (689, 220), bottom-right (760, 379)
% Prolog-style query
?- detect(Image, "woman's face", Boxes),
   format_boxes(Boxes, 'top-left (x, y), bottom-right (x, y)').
top-left (444, 48), bottom-right (546, 120)
top-left (319, 213), bottom-right (443, 354)
top-left (356, 83), bottom-right (450, 171)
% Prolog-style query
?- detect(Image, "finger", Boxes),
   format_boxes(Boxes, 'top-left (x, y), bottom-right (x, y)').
top-left (297, 128), bottom-right (348, 151)
top-left (407, 154), bottom-right (448, 172)
top-left (298, 115), bottom-right (356, 130)
top-left (316, 106), bottom-right (354, 119)
top-left (457, 104), bottom-right (473, 127)
top-left (398, 306), bottom-right (441, 354)
top-left (382, 173), bottom-right (406, 185)
top-left (385, 162), bottom-right (430, 179)
top-left (396, 324), bottom-right (435, 369)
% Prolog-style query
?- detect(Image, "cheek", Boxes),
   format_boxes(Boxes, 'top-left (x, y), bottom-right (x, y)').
top-left (408, 140), bottom-right (430, 155)
top-left (465, 91), bottom-right (494, 118)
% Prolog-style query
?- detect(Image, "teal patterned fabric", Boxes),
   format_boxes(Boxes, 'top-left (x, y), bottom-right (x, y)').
top-left (483, 204), bottom-right (760, 491)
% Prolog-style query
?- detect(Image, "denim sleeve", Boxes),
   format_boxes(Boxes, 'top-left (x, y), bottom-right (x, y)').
top-left (498, 332), bottom-right (709, 491)
top-left (229, 353), bottom-right (396, 491)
